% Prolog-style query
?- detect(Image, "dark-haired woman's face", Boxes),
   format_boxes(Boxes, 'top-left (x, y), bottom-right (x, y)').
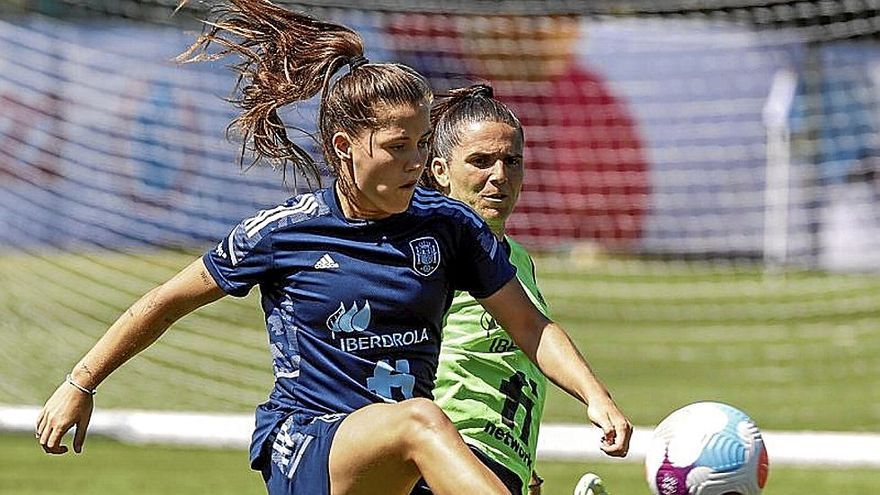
top-left (439, 121), bottom-right (523, 235)
top-left (341, 102), bottom-right (431, 219)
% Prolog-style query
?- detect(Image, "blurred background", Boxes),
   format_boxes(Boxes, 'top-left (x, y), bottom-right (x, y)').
top-left (1, 0), bottom-right (878, 493)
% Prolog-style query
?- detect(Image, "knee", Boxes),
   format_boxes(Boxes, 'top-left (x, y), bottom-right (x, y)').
top-left (399, 398), bottom-right (456, 442)
top-left (388, 399), bottom-right (468, 468)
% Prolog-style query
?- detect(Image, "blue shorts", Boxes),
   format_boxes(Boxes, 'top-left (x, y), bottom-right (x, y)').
top-left (260, 413), bottom-right (347, 495)
top-left (409, 445), bottom-right (523, 495)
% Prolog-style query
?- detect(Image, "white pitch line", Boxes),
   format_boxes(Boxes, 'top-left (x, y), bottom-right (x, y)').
top-left (6, 405), bottom-right (880, 467)
top-left (536, 423), bottom-right (880, 468)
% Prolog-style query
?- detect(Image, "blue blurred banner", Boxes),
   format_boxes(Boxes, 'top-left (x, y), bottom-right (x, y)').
top-left (2, 15), bottom-right (878, 267)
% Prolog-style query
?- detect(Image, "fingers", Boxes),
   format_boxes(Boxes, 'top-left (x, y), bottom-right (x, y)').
top-left (39, 422), bottom-right (70, 455)
top-left (73, 415), bottom-right (91, 454)
top-left (35, 408), bottom-right (47, 439)
top-left (586, 398), bottom-right (634, 458)
top-left (38, 419), bottom-right (53, 449)
top-left (599, 416), bottom-right (633, 457)
top-left (36, 383), bottom-right (96, 455)
top-left (37, 398), bottom-right (72, 455)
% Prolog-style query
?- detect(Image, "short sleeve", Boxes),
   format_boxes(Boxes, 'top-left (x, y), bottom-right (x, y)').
top-left (203, 220), bottom-right (275, 298)
top-left (451, 217), bottom-right (516, 299)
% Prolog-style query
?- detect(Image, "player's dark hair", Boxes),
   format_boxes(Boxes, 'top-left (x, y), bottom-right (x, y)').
top-left (177, 0), bottom-right (432, 194)
top-left (422, 84), bottom-right (523, 190)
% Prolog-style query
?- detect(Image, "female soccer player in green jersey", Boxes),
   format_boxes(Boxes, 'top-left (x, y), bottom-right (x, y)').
top-left (417, 84), bottom-right (629, 495)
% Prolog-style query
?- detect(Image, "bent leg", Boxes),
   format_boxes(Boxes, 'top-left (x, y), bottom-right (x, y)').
top-left (329, 398), bottom-right (509, 495)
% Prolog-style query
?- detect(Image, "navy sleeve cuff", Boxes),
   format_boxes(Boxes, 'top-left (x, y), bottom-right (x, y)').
top-left (201, 252), bottom-right (251, 298)
top-left (468, 263), bottom-right (517, 300)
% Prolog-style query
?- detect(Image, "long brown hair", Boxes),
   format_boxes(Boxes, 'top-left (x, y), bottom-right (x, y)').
top-left (421, 84), bottom-right (523, 190)
top-left (177, 0), bottom-right (432, 193)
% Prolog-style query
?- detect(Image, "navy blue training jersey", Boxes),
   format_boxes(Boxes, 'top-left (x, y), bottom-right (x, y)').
top-left (202, 185), bottom-right (516, 467)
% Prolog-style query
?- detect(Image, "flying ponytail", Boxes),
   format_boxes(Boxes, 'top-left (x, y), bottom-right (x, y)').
top-left (178, 0), bottom-right (430, 193)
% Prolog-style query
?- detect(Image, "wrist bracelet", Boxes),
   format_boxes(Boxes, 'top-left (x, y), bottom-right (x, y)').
top-left (65, 374), bottom-right (97, 396)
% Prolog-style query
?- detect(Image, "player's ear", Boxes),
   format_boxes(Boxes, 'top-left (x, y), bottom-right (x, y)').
top-left (332, 132), bottom-right (353, 161)
top-left (430, 157), bottom-right (451, 189)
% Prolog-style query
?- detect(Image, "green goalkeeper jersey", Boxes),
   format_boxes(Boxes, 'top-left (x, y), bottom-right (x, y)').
top-left (433, 237), bottom-right (549, 494)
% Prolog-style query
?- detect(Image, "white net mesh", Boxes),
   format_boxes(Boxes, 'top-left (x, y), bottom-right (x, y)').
top-left (1, 1), bottom-right (878, 431)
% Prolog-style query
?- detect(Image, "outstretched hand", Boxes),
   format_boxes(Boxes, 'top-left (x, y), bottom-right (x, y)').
top-left (586, 396), bottom-right (633, 457)
top-left (36, 382), bottom-right (94, 454)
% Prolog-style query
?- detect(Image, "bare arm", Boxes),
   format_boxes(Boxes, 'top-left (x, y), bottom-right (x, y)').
top-left (36, 257), bottom-right (225, 454)
top-left (478, 278), bottom-right (632, 457)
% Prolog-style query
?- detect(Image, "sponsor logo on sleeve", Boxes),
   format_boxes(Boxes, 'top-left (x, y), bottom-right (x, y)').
top-left (214, 244), bottom-right (226, 259)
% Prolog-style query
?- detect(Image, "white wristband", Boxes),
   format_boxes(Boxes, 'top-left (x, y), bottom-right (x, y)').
top-left (65, 374), bottom-right (97, 396)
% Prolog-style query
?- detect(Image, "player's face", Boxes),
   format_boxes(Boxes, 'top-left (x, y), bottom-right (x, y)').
top-left (436, 121), bottom-right (523, 235)
top-left (340, 101), bottom-right (431, 219)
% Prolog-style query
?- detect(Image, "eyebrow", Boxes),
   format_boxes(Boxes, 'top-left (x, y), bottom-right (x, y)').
top-left (466, 151), bottom-right (523, 159)
top-left (381, 130), bottom-right (433, 143)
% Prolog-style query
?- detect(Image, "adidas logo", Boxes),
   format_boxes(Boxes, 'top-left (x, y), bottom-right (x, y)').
top-left (314, 254), bottom-right (339, 270)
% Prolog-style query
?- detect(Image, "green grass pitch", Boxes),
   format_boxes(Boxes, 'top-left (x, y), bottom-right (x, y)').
top-left (2, 249), bottom-right (877, 430)
top-left (3, 434), bottom-right (878, 495)
top-left (2, 249), bottom-right (879, 492)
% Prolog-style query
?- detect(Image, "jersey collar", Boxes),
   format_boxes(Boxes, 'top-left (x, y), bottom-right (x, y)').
top-left (322, 180), bottom-right (411, 229)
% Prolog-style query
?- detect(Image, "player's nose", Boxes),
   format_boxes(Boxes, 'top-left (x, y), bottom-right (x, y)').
top-left (489, 159), bottom-right (508, 184)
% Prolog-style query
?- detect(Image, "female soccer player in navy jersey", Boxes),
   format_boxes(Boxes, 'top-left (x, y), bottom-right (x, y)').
top-left (35, 2), bottom-right (631, 494)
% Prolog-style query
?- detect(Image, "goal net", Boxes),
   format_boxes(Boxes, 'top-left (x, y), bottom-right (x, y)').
top-left (1, 0), bottom-right (878, 446)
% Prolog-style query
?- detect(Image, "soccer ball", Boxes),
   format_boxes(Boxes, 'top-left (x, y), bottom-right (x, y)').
top-left (645, 402), bottom-right (769, 495)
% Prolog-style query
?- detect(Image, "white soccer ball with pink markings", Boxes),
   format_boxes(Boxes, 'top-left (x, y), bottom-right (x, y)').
top-left (645, 402), bottom-right (769, 495)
